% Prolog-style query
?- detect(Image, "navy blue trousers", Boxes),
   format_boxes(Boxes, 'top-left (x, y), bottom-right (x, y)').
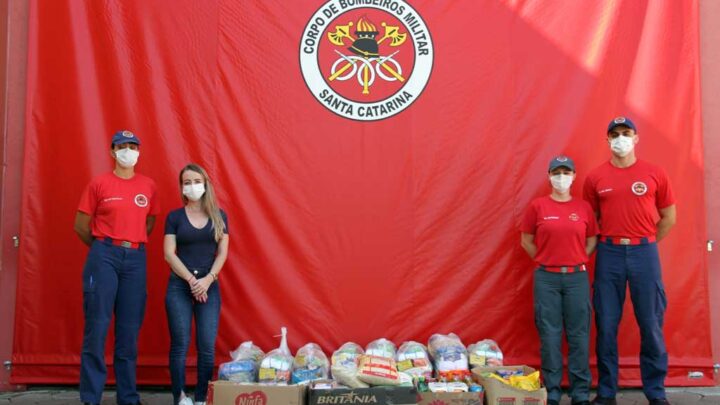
top-left (79, 239), bottom-right (147, 405)
top-left (593, 240), bottom-right (668, 400)
top-left (165, 272), bottom-right (221, 404)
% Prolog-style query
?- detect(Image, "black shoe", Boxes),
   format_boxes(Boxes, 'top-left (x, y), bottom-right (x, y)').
top-left (590, 397), bottom-right (617, 405)
top-left (649, 399), bottom-right (670, 405)
top-left (548, 400), bottom-right (560, 405)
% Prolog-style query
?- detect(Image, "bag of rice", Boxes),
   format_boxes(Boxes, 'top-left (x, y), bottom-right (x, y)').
top-left (356, 354), bottom-right (400, 386)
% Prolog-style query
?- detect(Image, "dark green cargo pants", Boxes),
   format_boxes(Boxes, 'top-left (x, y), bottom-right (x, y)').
top-left (533, 268), bottom-right (591, 403)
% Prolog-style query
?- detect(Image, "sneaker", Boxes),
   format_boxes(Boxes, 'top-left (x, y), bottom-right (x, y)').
top-left (548, 400), bottom-right (560, 405)
top-left (178, 396), bottom-right (194, 405)
top-left (195, 402), bottom-right (207, 405)
top-left (649, 400), bottom-right (670, 405)
top-left (590, 397), bottom-right (617, 405)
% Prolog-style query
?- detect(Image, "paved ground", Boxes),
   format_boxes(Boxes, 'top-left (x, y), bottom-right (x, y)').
top-left (0, 386), bottom-right (719, 404)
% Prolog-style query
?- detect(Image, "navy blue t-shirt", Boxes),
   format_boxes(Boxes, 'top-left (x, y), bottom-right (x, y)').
top-left (164, 208), bottom-right (228, 271)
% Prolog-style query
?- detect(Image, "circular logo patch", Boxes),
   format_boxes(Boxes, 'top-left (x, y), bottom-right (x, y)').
top-left (569, 213), bottom-right (580, 222)
top-left (122, 130), bottom-right (134, 138)
top-left (631, 181), bottom-right (648, 196)
top-left (300, 0), bottom-right (434, 121)
top-left (613, 116), bottom-right (627, 124)
top-left (134, 194), bottom-right (148, 207)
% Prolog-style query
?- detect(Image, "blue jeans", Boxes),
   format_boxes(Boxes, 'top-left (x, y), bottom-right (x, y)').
top-left (165, 272), bottom-right (221, 404)
top-left (593, 240), bottom-right (668, 400)
top-left (79, 239), bottom-right (147, 405)
top-left (534, 269), bottom-right (591, 403)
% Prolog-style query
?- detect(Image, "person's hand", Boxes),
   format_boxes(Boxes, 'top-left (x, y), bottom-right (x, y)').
top-left (194, 291), bottom-right (208, 303)
top-left (190, 275), bottom-right (213, 297)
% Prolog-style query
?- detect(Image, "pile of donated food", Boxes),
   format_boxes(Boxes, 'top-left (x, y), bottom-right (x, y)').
top-left (217, 327), bottom-right (540, 393)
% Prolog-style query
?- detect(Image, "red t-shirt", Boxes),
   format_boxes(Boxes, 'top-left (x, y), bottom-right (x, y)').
top-left (582, 160), bottom-right (675, 238)
top-left (521, 196), bottom-right (598, 266)
top-left (78, 172), bottom-right (159, 243)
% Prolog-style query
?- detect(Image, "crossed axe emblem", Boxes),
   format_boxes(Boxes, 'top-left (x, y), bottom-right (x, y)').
top-left (326, 21), bottom-right (408, 94)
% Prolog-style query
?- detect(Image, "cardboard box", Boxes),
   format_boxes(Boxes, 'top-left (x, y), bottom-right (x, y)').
top-left (417, 391), bottom-right (484, 405)
top-left (308, 385), bottom-right (417, 405)
top-left (472, 366), bottom-right (547, 405)
top-left (207, 381), bottom-right (306, 405)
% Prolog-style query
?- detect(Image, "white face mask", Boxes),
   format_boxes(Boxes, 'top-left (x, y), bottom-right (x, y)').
top-left (610, 136), bottom-right (635, 156)
top-left (550, 174), bottom-right (574, 193)
top-left (114, 148), bottom-right (139, 168)
top-left (183, 183), bottom-right (206, 201)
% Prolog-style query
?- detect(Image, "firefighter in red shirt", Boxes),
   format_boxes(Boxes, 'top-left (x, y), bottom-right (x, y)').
top-left (584, 117), bottom-right (676, 405)
top-left (522, 155), bottom-right (598, 405)
top-left (74, 130), bottom-right (159, 405)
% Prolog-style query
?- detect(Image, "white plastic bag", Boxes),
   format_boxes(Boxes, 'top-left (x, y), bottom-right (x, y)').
top-left (258, 327), bottom-right (293, 385)
top-left (291, 342), bottom-right (329, 384)
top-left (396, 341), bottom-right (432, 378)
top-left (467, 339), bottom-right (504, 367)
top-left (218, 341), bottom-right (265, 382)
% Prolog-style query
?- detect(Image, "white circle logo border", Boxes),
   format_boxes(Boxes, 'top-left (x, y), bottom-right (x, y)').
top-left (299, 0), bottom-right (434, 122)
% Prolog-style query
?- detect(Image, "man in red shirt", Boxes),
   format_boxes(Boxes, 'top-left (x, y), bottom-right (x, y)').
top-left (74, 130), bottom-right (159, 405)
top-left (583, 117), bottom-right (676, 405)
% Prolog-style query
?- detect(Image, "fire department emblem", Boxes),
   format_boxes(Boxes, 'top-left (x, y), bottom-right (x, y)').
top-left (134, 194), bottom-right (148, 207)
top-left (632, 181), bottom-right (648, 196)
top-left (300, 0), bottom-right (434, 121)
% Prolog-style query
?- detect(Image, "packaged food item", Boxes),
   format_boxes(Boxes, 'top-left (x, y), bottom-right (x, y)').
top-left (331, 342), bottom-right (365, 367)
top-left (395, 341), bottom-right (433, 378)
top-left (291, 342), bottom-right (329, 384)
top-left (218, 341), bottom-right (265, 383)
top-left (365, 338), bottom-right (396, 359)
top-left (509, 371), bottom-right (541, 391)
top-left (258, 327), bottom-right (293, 385)
top-left (480, 369), bottom-right (541, 391)
top-left (427, 333), bottom-right (470, 380)
top-left (467, 339), bottom-right (504, 367)
top-left (356, 354), bottom-right (401, 386)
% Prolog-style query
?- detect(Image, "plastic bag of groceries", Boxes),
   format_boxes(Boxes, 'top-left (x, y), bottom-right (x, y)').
top-left (356, 354), bottom-right (401, 386)
top-left (218, 341), bottom-right (265, 382)
top-left (395, 341), bottom-right (433, 378)
top-left (365, 338), bottom-right (397, 359)
top-left (330, 342), bottom-right (368, 388)
top-left (427, 333), bottom-right (470, 380)
top-left (258, 327), bottom-right (293, 385)
top-left (331, 342), bottom-right (365, 367)
top-left (291, 342), bottom-right (330, 384)
top-left (467, 339), bottom-right (504, 367)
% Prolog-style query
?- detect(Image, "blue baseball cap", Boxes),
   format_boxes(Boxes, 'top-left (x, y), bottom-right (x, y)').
top-left (111, 130), bottom-right (141, 146)
top-left (607, 116), bottom-right (637, 133)
top-left (548, 155), bottom-right (575, 172)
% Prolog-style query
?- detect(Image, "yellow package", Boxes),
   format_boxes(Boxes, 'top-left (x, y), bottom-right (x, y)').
top-left (509, 371), bottom-right (541, 391)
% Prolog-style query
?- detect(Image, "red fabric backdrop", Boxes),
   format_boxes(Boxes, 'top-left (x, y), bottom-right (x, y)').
top-left (13, 0), bottom-right (713, 386)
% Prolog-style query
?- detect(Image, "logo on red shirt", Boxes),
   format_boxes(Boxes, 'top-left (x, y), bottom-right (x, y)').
top-left (134, 194), bottom-right (148, 207)
top-left (569, 213), bottom-right (580, 221)
top-left (631, 181), bottom-right (648, 196)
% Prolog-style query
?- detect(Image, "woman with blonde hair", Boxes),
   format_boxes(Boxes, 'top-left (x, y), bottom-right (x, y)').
top-left (164, 163), bottom-right (229, 405)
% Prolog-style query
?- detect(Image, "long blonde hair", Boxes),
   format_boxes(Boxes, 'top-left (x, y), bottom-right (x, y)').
top-left (179, 163), bottom-right (225, 242)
